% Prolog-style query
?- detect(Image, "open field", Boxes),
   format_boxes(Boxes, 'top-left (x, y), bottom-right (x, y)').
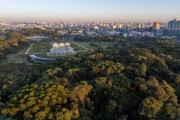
top-left (70, 41), bottom-right (87, 51)
top-left (28, 41), bottom-right (52, 54)
top-left (73, 41), bottom-right (115, 50)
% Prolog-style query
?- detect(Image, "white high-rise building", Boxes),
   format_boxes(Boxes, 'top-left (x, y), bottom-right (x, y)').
top-left (168, 19), bottom-right (180, 30)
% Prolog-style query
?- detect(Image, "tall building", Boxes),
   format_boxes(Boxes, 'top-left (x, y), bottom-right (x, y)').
top-left (168, 19), bottom-right (180, 30)
top-left (153, 22), bottom-right (161, 30)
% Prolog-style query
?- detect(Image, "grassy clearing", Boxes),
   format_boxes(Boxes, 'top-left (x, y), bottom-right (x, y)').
top-left (29, 41), bottom-right (51, 54)
top-left (73, 41), bottom-right (115, 50)
top-left (70, 42), bottom-right (86, 51)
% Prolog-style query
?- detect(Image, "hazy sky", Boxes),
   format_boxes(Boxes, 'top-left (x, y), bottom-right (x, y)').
top-left (0, 0), bottom-right (179, 23)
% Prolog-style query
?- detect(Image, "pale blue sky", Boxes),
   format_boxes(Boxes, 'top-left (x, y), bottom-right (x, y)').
top-left (0, 0), bottom-right (179, 23)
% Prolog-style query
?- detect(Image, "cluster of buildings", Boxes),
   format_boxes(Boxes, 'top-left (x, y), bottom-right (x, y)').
top-left (1, 19), bottom-right (180, 39)
top-left (123, 31), bottom-right (154, 38)
top-left (123, 20), bottom-right (180, 38)
top-left (48, 42), bottom-right (76, 56)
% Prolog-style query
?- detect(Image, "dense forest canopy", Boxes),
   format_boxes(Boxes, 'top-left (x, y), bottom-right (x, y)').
top-left (0, 29), bottom-right (180, 120)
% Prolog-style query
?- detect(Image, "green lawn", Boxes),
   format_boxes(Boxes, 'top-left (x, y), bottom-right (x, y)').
top-left (73, 41), bottom-right (115, 50)
top-left (70, 42), bottom-right (86, 51)
top-left (29, 41), bottom-right (52, 54)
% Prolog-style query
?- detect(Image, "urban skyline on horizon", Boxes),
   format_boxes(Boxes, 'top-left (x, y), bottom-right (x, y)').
top-left (0, 0), bottom-right (180, 23)
top-left (0, 19), bottom-right (175, 24)
top-left (0, 20), bottom-right (171, 24)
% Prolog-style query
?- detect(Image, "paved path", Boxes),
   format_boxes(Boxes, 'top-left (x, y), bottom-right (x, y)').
top-left (71, 41), bottom-right (89, 50)
top-left (25, 43), bottom-right (34, 54)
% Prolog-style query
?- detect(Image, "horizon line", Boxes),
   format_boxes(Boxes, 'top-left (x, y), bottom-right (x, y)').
top-left (0, 19), bottom-right (170, 24)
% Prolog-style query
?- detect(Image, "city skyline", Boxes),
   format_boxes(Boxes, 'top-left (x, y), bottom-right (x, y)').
top-left (0, 0), bottom-right (180, 23)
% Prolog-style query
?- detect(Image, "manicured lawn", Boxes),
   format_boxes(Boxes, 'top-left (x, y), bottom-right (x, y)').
top-left (73, 41), bottom-right (115, 50)
top-left (70, 42), bottom-right (86, 51)
top-left (29, 41), bottom-right (52, 54)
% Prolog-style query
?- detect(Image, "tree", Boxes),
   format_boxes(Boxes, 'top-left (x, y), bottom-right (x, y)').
top-left (92, 61), bottom-right (125, 76)
top-left (70, 81), bottom-right (92, 102)
top-left (139, 97), bottom-right (162, 120)
top-left (138, 63), bottom-right (147, 76)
